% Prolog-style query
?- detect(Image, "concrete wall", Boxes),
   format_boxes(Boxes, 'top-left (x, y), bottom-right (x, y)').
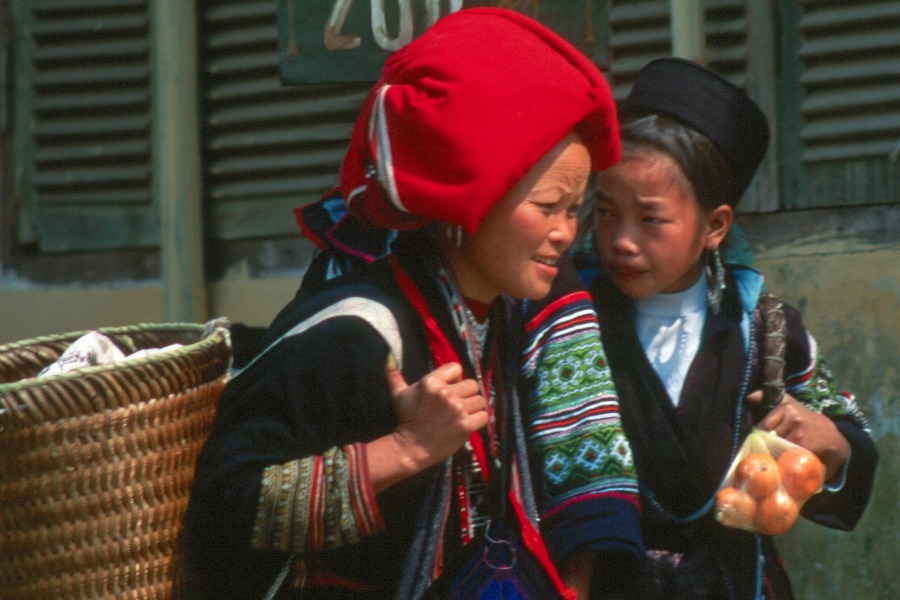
top-left (739, 205), bottom-right (898, 600)
top-left (0, 275), bottom-right (300, 345)
top-left (0, 206), bottom-right (896, 599)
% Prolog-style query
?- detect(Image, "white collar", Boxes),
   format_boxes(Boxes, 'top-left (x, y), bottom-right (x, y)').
top-left (635, 274), bottom-right (707, 319)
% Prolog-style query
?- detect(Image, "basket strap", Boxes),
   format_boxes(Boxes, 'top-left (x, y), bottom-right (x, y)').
top-left (263, 557), bottom-right (293, 600)
top-left (234, 297), bottom-right (404, 378)
top-left (758, 293), bottom-right (786, 410)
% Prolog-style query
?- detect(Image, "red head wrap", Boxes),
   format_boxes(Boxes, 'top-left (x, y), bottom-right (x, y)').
top-left (340, 7), bottom-right (621, 232)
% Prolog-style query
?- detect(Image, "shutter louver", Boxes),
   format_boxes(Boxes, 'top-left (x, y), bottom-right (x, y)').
top-left (799, 2), bottom-right (900, 162)
top-left (704, 0), bottom-right (750, 87)
top-left (607, 0), bottom-right (671, 99)
top-left (608, 0), bottom-right (749, 98)
top-left (606, 1), bottom-right (778, 211)
top-left (200, 0), bottom-right (368, 241)
top-left (27, 0), bottom-right (154, 251)
top-left (794, 1), bottom-right (900, 207)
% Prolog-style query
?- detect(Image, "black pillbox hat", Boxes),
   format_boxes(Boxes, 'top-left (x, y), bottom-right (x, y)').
top-left (621, 57), bottom-right (770, 205)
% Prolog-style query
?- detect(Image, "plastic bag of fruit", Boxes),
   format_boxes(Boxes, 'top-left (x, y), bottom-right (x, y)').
top-left (714, 428), bottom-right (825, 536)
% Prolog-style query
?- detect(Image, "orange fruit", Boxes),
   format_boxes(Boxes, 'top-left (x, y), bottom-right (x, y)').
top-left (715, 486), bottom-right (757, 529)
top-left (754, 489), bottom-right (799, 536)
top-left (777, 447), bottom-right (825, 502)
top-left (737, 452), bottom-right (781, 497)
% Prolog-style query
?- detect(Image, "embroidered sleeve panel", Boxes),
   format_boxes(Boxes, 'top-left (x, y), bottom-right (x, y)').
top-left (521, 291), bottom-right (639, 512)
top-left (251, 443), bottom-right (385, 553)
top-left (786, 331), bottom-right (872, 434)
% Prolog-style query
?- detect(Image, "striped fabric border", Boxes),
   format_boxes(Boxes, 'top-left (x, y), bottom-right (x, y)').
top-left (252, 443), bottom-right (385, 553)
top-left (521, 290), bottom-right (640, 513)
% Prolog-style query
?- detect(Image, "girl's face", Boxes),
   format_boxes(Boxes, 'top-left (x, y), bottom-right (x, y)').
top-left (593, 149), bottom-right (732, 299)
top-left (446, 132), bottom-right (591, 304)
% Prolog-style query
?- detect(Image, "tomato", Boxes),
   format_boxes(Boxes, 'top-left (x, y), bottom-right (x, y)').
top-left (716, 486), bottom-right (757, 529)
top-left (737, 452), bottom-right (780, 498)
top-left (777, 447), bottom-right (825, 502)
top-left (754, 489), bottom-right (799, 536)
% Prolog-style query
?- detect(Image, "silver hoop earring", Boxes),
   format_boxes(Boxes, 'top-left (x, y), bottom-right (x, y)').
top-left (705, 247), bottom-right (726, 314)
top-left (445, 224), bottom-right (463, 248)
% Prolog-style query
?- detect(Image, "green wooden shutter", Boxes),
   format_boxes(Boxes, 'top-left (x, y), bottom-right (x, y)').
top-left (606, 0), bottom-right (758, 116)
top-left (606, 0), bottom-right (777, 211)
top-left (199, 0), bottom-right (368, 241)
top-left (607, 0), bottom-right (672, 99)
top-left (780, 0), bottom-right (900, 209)
top-left (15, 0), bottom-right (155, 252)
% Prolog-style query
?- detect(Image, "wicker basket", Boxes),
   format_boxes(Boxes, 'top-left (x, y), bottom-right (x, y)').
top-left (0, 323), bottom-right (232, 600)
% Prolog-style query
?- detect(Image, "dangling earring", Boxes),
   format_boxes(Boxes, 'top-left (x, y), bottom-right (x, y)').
top-left (445, 224), bottom-right (463, 248)
top-left (705, 246), bottom-right (726, 314)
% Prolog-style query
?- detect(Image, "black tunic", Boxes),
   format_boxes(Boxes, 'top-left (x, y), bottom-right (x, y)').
top-left (590, 266), bottom-right (878, 600)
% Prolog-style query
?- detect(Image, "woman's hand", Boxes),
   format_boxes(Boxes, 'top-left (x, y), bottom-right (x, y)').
top-left (746, 390), bottom-right (849, 481)
top-left (368, 360), bottom-right (487, 493)
top-left (388, 361), bottom-right (487, 466)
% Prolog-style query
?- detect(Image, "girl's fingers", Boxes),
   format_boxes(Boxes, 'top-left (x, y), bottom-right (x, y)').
top-left (745, 390), bottom-right (764, 404)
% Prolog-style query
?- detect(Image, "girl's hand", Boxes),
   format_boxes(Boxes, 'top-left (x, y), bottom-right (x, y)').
top-left (746, 390), bottom-right (849, 481)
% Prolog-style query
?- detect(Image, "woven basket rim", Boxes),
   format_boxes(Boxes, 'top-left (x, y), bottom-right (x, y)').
top-left (0, 322), bottom-right (209, 355)
top-left (0, 323), bottom-right (230, 391)
top-left (0, 322), bottom-right (230, 600)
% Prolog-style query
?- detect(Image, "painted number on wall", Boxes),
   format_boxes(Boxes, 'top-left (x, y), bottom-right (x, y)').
top-left (278, 1), bottom-right (571, 84)
top-left (325, 0), bottom-right (463, 52)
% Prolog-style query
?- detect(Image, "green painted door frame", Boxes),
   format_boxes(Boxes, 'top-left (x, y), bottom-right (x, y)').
top-left (150, 0), bottom-right (208, 323)
top-left (669, 0), bottom-right (705, 62)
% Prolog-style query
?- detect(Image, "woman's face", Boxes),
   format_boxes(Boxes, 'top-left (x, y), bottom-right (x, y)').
top-left (446, 132), bottom-right (591, 303)
top-left (593, 149), bottom-right (731, 299)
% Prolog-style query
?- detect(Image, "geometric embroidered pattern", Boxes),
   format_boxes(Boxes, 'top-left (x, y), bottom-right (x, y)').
top-left (521, 292), bottom-right (639, 513)
top-left (786, 332), bottom-right (871, 433)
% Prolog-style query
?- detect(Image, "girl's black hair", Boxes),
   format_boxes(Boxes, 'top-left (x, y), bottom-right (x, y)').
top-left (619, 113), bottom-right (735, 212)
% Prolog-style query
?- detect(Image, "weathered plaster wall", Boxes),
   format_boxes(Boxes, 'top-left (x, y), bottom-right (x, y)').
top-left (0, 284), bottom-right (164, 344)
top-left (739, 205), bottom-right (898, 600)
top-left (0, 276), bottom-right (299, 345)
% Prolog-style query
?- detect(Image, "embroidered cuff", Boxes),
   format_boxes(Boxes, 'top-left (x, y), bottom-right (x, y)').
top-left (251, 443), bottom-right (385, 553)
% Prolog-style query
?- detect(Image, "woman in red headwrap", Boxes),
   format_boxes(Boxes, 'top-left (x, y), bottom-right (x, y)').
top-left (180, 8), bottom-right (642, 600)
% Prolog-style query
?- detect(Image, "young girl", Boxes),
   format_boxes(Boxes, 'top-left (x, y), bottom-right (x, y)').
top-left (587, 57), bottom-right (878, 599)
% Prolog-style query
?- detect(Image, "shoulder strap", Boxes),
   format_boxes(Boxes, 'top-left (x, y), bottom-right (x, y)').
top-left (233, 296), bottom-right (404, 378)
top-left (758, 293), bottom-right (787, 410)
